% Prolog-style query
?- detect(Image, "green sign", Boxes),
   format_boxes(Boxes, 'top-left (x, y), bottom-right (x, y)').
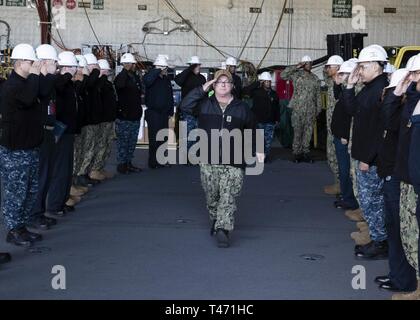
top-left (332, 0), bottom-right (352, 18)
top-left (6, 0), bottom-right (26, 6)
top-left (93, 0), bottom-right (103, 10)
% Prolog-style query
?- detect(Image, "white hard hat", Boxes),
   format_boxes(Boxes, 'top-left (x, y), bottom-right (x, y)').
top-left (58, 51), bottom-right (78, 67)
top-left (98, 59), bottom-right (111, 70)
top-left (120, 53), bottom-right (136, 64)
top-left (409, 54), bottom-right (420, 72)
top-left (386, 68), bottom-right (409, 89)
top-left (11, 43), bottom-right (37, 61)
top-left (338, 60), bottom-right (358, 74)
top-left (258, 72), bottom-right (272, 82)
top-left (225, 57), bottom-right (238, 67)
top-left (220, 62), bottom-right (227, 70)
top-left (406, 56), bottom-right (417, 70)
top-left (154, 54), bottom-right (169, 67)
top-left (188, 56), bottom-right (201, 65)
top-left (84, 53), bottom-right (98, 65)
top-left (301, 55), bottom-right (312, 63)
top-left (369, 44), bottom-right (389, 60)
top-left (384, 64), bottom-right (396, 74)
top-left (326, 55), bottom-right (344, 66)
top-left (36, 44), bottom-right (58, 61)
top-left (348, 58), bottom-right (359, 63)
top-left (75, 55), bottom-right (87, 68)
top-left (358, 45), bottom-right (388, 63)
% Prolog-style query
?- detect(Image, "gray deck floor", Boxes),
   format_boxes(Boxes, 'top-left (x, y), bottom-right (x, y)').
top-left (0, 148), bottom-right (391, 300)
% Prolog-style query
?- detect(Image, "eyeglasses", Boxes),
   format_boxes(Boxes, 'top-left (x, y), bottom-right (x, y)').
top-left (215, 81), bottom-right (233, 86)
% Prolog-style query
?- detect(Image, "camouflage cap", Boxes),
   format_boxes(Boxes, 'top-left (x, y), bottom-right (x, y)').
top-left (214, 69), bottom-right (233, 83)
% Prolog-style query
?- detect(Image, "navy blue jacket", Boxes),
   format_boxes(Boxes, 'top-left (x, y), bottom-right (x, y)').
top-left (74, 75), bottom-right (89, 132)
top-left (376, 91), bottom-right (404, 178)
top-left (39, 73), bottom-right (57, 127)
top-left (394, 82), bottom-right (420, 183)
top-left (55, 73), bottom-right (78, 134)
top-left (180, 86), bottom-right (256, 169)
top-left (85, 69), bottom-right (103, 125)
top-left (0, 71), bottom-right (43, 150)
top-left (410, 113), bottom-right (420, 193)
top-left (343, 74), bottom-right (389, 165)
top-left (243, 81), bottom-right (280, 124)
top-left (144, 68), bottom-right (174, 116)
top-left (114, 68), bottom-right (143, 121)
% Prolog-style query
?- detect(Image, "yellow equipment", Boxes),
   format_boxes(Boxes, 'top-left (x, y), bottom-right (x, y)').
top-left (386, 46), bottom-right (420, 68)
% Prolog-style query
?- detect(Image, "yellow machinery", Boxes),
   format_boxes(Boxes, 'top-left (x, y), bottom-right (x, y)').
top-left (386, 46), bottom-right (420, 68)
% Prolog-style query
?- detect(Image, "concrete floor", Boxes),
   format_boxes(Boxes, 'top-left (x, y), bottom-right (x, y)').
top-left (0, 148), bottom-right (392, 300)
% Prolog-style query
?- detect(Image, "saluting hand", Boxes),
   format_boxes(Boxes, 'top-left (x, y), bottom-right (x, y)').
top-left (347, 66), bottom-right (360, 87)
top-left (29, 61), bottom-right (42, 75)
top-left (202, 79), bottom-right (217, 92)
top-left (394, 73), bottom-right (412, 96)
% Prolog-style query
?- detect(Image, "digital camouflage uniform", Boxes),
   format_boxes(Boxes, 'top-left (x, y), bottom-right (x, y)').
top-left (115, 119), bottom-right (140, 165)
top-left (400, 182), bottom-right (419, 278)
top-left (91, 122), bottom-right (115, 171)
top-left (0, 147), bottom-right (39, 230)
top-left (281, 66), bottom-right (321, 155)
top-left (200, 164), bottom-right (244, 232)
top-left (257, 123), bottom-right (276, 157)
top-left (356, 163), bottom-right (386, 242)
top-left (75, 124), bottom-right (97, 176)
top-left (73, 127), bottom-right (87, 176)
top-left (348, 83), bottom-right (364, 203)
top-left (325, 75), bottom-right (339, 183)
top-left (181, 113), bottom-right (198, 151)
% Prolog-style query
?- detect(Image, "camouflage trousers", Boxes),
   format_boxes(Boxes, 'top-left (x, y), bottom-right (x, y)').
top-left (356, 164), bottom-right (387, 242)
top-left (327, 133), bottom-right (340, 183)
top-left (291, 110), bottom-right (313, 155)
top-left (91, 122), bottom-right (115, 171)
top-left (400, 182), bottom-right (419, 277)
top-left (181, 113), bottom-right (198, 151)
top-left (257, 123), bottom-right (275, 157)
top-left (350, 157), bottom-right (359, 201)
top-left (73, 127), bottom-right (87, 176)
top-left (75, 124), bottom-right (101, 176)
top-left (0, 146), bottom-right (39, 230)
top-left (115, 119), bottom-right (140, 165)
top-left (200, 164), bottom-right (244, 232)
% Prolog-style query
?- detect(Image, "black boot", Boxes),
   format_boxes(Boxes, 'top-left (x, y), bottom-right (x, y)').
top-left (22, 227), bottom-right (43, 242)
top-left (127, 162), bottom-right (143, 173)
top-left (27, 217), bottom-right (50, 231)
top-left (355, 240), bottom-right (388, 260)
top-left (293, 154), bottom-right (303, 163)
top-left (215, 229), bottom-right (230, 248)
top-left (6, 228), bottom-right (33, 247)
top-left (302, 153), bottom-right (314, 163)
top-left (117, 163), bottom-right (130, 174)
top-left (0, 252), bottom-right (11, 264)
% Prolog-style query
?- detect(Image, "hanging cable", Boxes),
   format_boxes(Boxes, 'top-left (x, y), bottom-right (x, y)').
top-left (257, 0), bottom-right (288, 69)
top-left (163, 0), bottom-right (231, 58)
top-left (238, 0), bottom-right (265, 60)
top-left (83, 6), bottom-right (102, 46)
